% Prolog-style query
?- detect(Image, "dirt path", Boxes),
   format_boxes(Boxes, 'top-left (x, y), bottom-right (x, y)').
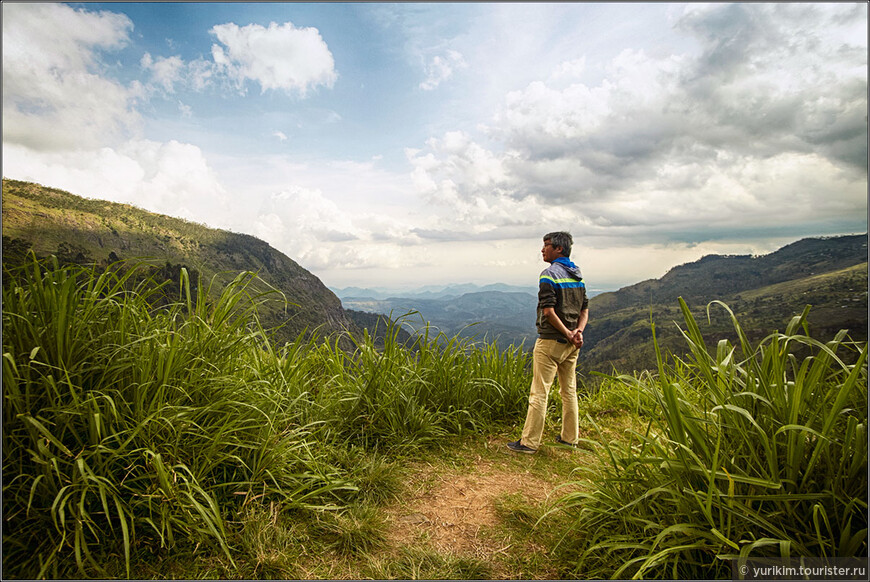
top-left (383, 433), bottom-right (596, 578)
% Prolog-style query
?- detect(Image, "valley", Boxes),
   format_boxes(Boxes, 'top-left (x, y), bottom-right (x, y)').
top-left (3, 178), bottom-right (867, 374)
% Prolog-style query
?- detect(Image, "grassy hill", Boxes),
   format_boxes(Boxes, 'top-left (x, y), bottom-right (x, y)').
top-left (583, 235), bottom-right (868, 373)
top-left (1, 178), bottom-right (359, 343)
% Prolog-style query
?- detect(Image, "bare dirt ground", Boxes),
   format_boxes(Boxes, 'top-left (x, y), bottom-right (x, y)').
top-left (388, 459), bottom-right (549, 556)
top-left (383, 434), bottom-right (595, 578)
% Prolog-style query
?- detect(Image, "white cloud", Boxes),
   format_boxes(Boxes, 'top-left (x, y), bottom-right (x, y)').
top-left (2, 3), bottom-right (231, 229)
top-left (2, 2), bottom-right (142, 151)
top-left (129, 20), bottom-right (339, 99)
top-left (209, 21), bottom-right (337, 96)
top-left (3, 140), bottom-right (231, 227)
top-left (549, 57), bottom-right (587, 83)
top-left (141, 53), bottom-right (186, 93)
top-left (178, 101), bottom-right (193, 118)
top-left (419, 49), bottom-right (467, 90)
top-left (324, 110), bottom-right (343, 124)
top-left (188, 57), bottom-right (217, 92)
top-left (1, 2), bottom-right (131, 72)
top-left (181, 153), bottom-right (439, 277)
top-left (252, 183), bottom-right (424, 272)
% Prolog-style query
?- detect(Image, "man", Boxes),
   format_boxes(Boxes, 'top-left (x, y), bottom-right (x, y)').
top-left (508, 231), bottom-right (589, 454)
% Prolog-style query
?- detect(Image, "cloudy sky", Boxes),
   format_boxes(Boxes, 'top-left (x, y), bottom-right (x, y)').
top-left (3, 2), bottom-right (867, 292)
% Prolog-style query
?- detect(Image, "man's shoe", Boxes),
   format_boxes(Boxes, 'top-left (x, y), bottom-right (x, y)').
top-left (556, 435), bottom-right (577, 447)
top-left (507, 440), bottom-right (537, 454)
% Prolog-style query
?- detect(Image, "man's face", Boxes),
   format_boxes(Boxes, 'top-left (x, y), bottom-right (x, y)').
top-left (542, 240), bottom-right (562, 263)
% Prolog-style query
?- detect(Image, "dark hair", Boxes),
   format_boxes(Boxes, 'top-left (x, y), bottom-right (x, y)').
top-left (543, 231), bottom-right (573, 257)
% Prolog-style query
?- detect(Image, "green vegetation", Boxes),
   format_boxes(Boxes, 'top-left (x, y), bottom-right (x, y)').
top-left (2, 255), bottom-right (532, 578)
top-left (3, 255), bottom-right (865, 579)
top-left (552, 300), bottom-right (867, 579)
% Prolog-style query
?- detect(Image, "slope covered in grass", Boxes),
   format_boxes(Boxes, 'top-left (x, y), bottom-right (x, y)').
top-left (553, 300), bottom-right (868, 578)
top-left (2, 178), bottom-right (354, 343)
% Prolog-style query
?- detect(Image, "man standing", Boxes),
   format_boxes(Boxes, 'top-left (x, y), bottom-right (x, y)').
top-left (508, 232), bottom-right (589, 454)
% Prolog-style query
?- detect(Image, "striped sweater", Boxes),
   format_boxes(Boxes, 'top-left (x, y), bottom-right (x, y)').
top-left (536, 256), bottom-right (588, 340)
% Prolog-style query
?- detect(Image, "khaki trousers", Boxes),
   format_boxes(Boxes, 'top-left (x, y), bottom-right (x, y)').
top-left (520, 338), bottom-right (580, 450)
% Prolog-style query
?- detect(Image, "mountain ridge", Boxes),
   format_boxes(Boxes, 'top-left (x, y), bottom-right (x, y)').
top-left (332, 282), bottom-right (540, 301)
top-left (1, 179), bottom-right (358, 342)
top-left (582, 234), bottom-right (867, 372)
top-left (342, 234), bottom-right (868, 367)
top-left (594, 234), bottom-right (868, 314)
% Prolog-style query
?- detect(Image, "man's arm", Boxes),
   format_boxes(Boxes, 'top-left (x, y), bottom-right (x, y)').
top-left (572, 308), bottom-right (589, 348)
top-left (542, 307), bottom-right (577, 343)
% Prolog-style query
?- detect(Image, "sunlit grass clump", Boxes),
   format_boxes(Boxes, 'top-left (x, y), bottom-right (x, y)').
top-left (553, 299), bottom-right (867, 579)
top-left (2, 256), bottom-right (532, 578)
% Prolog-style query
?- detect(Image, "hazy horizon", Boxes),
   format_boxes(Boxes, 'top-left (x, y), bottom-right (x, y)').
top-left (3, 2), bottom-right (866, 291)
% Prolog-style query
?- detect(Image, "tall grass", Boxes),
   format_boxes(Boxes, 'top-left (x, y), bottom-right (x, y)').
top-left (309, 318), bottom-right (532, 450)
top-left (2, 256), bottom-right (361, 577)
top-left (552, 298), bottom-right (867, 579)
top-left (3, 256), bottom-right (533, 578)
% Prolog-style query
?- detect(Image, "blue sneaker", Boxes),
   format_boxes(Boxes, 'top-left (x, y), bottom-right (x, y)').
top-left (507, 440), bottom-right (537, 454)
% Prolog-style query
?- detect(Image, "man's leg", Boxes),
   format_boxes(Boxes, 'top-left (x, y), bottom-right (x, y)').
top-left (520, 339), bottom-right (559, 450)
top-left (556, 346), bottom-right (580, 445)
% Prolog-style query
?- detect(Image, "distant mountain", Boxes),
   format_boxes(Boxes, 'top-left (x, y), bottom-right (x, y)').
top-left (332, 282), bottom-right (539, 301)
top-left (333, 286), bottom-right (391, 300)
top-left (583, 234), bottom-right (867, 373)
top-left (1, 179), bottom-right (360, 343)
top-left (343, 234), bottom-right (867, 372)
top-left (342, 290), bottom-right (538, 348)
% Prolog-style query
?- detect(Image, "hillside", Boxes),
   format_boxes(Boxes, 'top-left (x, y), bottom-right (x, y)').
top-left (592, 235), bottom-right (868, 312)
top-left (583, 235), bottom-right (868, 373)
top-left (1, 179), bottom-right (359, 342)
